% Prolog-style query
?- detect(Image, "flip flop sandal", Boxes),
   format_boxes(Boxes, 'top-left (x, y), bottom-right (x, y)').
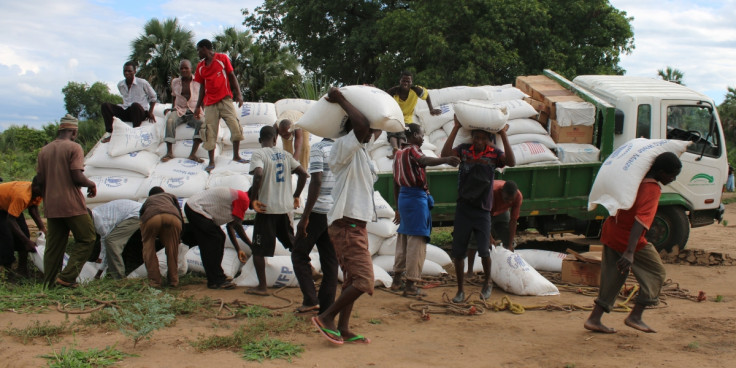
top-left (295, 305), bottom-right (320, 313)
top-left (312, 317), bottom-right (343, 345)
top-left (344, 335), bottom-right (371, 344)
top-left (204, 164), bottom-right (215, 173)
top-left (233, 158), bottom-right (250, 164)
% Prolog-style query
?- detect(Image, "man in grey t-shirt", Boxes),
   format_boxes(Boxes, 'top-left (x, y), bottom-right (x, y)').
top-left (291, 138), bottom-right (337, 314)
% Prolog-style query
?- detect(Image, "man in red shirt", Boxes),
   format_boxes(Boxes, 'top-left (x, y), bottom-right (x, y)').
top-left (390, 124), bottom-right (459, 297)
top-left (193, 39), bottom-right (248, 172)
top-left (584, 152), bottom-right (682, 334)
top-left (465, 179), bottom-right (523, 277)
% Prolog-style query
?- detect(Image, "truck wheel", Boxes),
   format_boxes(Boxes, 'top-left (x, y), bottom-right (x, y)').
top-left (646, 206), bottom-right (689, 252)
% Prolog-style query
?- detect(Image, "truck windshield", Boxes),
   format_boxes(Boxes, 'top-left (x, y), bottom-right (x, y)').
top-left (665, 105), bottom-right (721, 157)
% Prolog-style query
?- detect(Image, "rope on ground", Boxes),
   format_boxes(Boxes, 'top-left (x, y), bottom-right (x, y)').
top-left (56, 299), bottom-right (124, 315)
top-left (211, 287), bottom-right (295, 320)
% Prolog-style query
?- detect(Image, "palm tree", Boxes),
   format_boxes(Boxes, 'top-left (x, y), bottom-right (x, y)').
top-left (129, 18), bottom-right (197, 103)
top-left (657, 66), bottom-right (685, 85)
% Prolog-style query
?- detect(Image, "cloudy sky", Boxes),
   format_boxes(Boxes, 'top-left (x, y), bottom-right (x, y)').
top-left (1, 0), bottom-right (735, 130)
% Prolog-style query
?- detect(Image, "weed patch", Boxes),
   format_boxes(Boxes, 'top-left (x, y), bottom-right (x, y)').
top-left (5, 320), bottom-right (69, 344)
top-left (241, 336), bottom-right (303, 362)
top-left (41, 345), bottom-right (135, 367)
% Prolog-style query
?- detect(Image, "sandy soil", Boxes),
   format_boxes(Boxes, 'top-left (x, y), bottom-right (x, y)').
top-left (2, 196), bottom-right (735, 368)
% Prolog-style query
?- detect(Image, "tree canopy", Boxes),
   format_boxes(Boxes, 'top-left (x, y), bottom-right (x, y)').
top-left (658, 66), bottom-right (685, 85)
top-left (129, 18), bottom-right (198, 103)
top-left (62, 81), bottom-right (122, 122)
top-left (243, 0), bottom-right (634, 89)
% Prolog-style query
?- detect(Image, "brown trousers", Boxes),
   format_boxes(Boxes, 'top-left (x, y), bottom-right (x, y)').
top-left (393, 234), bottom-right (427, 282)
top-left (140, 214), bottom-right (182, 287)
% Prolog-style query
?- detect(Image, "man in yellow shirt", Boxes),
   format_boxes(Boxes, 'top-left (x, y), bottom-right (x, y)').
top-left (386, 71), bottom-right (441, 158)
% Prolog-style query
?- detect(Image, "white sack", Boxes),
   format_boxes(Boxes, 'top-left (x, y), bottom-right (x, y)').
top-left (151, 158), bottom-right (207, 177)
top-left (221, 247), bottom-right (243, 278)
top-left (490, 245), bottom-right (559, 296)
top-left (481, 85), bottom-right (528, 102)
top-left (516, 249), bottom-right (567, 272)
top-left (372, 255), bottom-right (446, 276)
top-left (238, 102), bottom-right (278, 126)
top-left (556, 143), bottom-right (600, 163)
top-left (337, 264), bottom-right (393, 288)
top-left (506, 134), bottom-right (557, 150)
top-left (375, 156), bottom-right (394, 173)
top-left (85, 147), bottom-right (160, 177)
top-left (127, 244), bottom-right (189, 278)
top-left (172, 120), bottom-right (201, 141)
top-left (85, 176), bottom-right (145, 204)
top-left (370, 145), bottom-right (394, 161)
top-left (296, 85), bottom-right (405, 138)
top-left (136, 172), bottom-right (208, 199)
top-left (366, 218), bottom-right (399, 238)
top-left (223, 224), bottom-right (253, 256)
top-left (374, 191), bottom-right (395, 219)
top-left (506, 118), bottom-right (548, 136)
top-left (426, 244), bottom-right (452, 267)
top-left (152, 103), bottom-right (172, 120)
top-left (234, 256), bottom-right (299, 287)
top-left (415, 103), bottom-right (454, 133)
top-left (429, 129), bottom-right (448, 144)
top-left (31, 245), bottom-right (102, 283)
top-left (428, 86), bottom-right (489, 106)
top-left (211, 152), bottom-right (254, 174)
top-left (274, 98), bottom-right (315, 115)
top-left (368, 233), bottom-right (386, 256)
top-left (207, 171), bottom-right (253, 192)
top-left (108, 119), bottom-right (160, 156)
top-left (185, 246), bottom-right (205, 274)
top-left (556, 101), bottom-right (595, 126)
top-left (377, 234), bottom-right (397, 256)
top-left (368, 131), bottom-right (390, 153)
top-left (453, 101), bottom-right (509, 133)
top-left (83, 166), bottom-right (146, 179)
top-left (588, 138), bottom-right (690, 214)
top-left (221, 124), bottom-right (265, 146)
top-left (157, 140), bottom-right (219, 159)
top-left (511, 143), bottom-right (560, 166)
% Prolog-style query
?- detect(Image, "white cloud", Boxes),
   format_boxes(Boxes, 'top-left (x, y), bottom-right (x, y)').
top-left (18, 83), bottom-right (52, 98)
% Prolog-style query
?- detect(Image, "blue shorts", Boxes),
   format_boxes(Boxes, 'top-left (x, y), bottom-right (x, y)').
top-left (451, 201), bottom-right (491, 258)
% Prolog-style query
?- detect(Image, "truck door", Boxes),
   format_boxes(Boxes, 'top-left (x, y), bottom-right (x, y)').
top-left (660, 101), bottom-right (726, 211)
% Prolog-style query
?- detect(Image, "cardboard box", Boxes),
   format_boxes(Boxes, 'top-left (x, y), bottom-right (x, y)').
top-left (515, 75), bottom-right (555, 95)
top-left (550, 119), bottom-right (594, 144)
top-left (561, 254), bottom-right (601, 287)
top-left (532, 85), bottom-right (570, 102)
top-left (545, 95), bottom-right (584, 119)
top-left (523, 97), bottom-right (550, 114)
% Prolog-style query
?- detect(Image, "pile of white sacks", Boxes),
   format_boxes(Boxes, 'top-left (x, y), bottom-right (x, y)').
top-left (365, 84), bottom-right (600, 172)
top-left (70, 86), bottom-right (571, 296)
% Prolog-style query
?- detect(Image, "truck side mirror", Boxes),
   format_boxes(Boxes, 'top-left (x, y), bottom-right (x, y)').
top-left (614, 109), bottom-right (624, 135)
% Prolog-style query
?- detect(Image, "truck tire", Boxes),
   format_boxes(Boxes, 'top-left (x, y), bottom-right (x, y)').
top-left (646, 206), bottom-right (689, 252)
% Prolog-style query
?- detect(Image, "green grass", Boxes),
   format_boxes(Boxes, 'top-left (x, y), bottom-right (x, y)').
top-left (41, 345), bottom-right (135, 367)
top-left (191, 326), bottom-right (251, 351)
top-left (715, 295), bottom-right (724, 302)
top-left (239, 305), bottom-right (273, 318)
top-left (368, 318), bottom-right (382, 325)
top-left (108, 288), bottom-right (175, 347)
top-left (5, 320), bottom-right (69, 344)
top-left (686, 341), bottom-right (700, 350)
top-left (241, 336), bottom-right (304, 362)
top-left (430, 227), bottom-right (453, 248)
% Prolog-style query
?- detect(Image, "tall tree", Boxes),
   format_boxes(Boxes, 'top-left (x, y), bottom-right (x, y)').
top-left (130, 18), bottom-right (197, 103)
top-left (243, 0), bottom-right (634, 88)
top-left (62, 81), bottom-right (122, 122)
top-left (213, 27), bottom-right (301, 102)
top-left (658, 66), bottom-right (685, 85)
top-left (718, 86), bottom-right (736, 163)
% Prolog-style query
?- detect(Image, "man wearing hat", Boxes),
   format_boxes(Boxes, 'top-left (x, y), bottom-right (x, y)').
top-left (36, 114), bottom-right (98, 288)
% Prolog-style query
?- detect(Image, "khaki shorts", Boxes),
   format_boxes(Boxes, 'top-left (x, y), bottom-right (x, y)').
top-left (328, 218), bottom-right (374, 295)
top-left (203, 97), bottom-right (243, 151)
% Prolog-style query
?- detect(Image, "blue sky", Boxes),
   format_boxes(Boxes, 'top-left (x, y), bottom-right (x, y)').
top-left (1, 0), bottom-right (735, 130)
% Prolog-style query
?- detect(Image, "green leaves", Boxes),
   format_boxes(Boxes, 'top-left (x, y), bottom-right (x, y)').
top-left (108, 288), bottom-right (175, 347)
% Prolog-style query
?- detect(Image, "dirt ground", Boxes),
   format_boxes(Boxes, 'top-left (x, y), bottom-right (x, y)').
top-left (2, 196), bottom-right (736, 368)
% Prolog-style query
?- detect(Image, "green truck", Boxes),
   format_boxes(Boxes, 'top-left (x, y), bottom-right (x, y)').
top-left (374, 70), bottom-right (728, 252)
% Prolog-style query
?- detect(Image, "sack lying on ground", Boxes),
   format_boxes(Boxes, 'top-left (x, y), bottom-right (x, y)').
top-left (108, 118), bottom-right (160, 156)
top-left (371, 255), bottom-right (446, 276)
top-left (296, 85), bottom-right (405, 138)
top-left (127, 244), bottom-right (189, 278)
top-left (516, 249), bottom-right (567, 272)
top-left (588, 138), bottom-right (690, 215)
top-left (86, 145), bottom-right (160, 176)
top-left (31, 245), bottom-right (103, 283)
top-left (490, 245), bottom-right (559, 296)
top-left (426, 244), bottom-right (452, 266)
top-left (234, 256), bottom-right (299, 287)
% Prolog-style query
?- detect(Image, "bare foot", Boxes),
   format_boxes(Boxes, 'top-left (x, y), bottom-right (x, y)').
top-left (386, 153), bottom-right (395, 159)
top-left (624, 317), bottom-right (657, 333)
top-left (584, 319), bottom-right (616, 333)
top-left (101, 136), bottom-right (111, 143)
top-left (186, 155), bottom-right (204, 163)
top-left (161, 154), bottom-right (174, 162)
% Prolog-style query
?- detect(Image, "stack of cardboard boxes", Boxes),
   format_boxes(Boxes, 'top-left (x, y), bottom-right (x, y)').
top-left (515, 75), bottom-right (594, 144)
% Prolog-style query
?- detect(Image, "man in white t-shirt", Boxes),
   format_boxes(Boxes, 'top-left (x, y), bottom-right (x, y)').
top-left (247, 125), bottom-right (309, 296)
top-left (312, 87), bottom-right (380, 345)
top-left (291, 137), bottom-right (337, 314)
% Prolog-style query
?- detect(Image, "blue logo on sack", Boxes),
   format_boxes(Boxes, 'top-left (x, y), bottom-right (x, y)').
top-left (104, 176), bottom-right (125, 187)
top-left (241, 104), bottom-right (251, 117)
top-left (180, 159), bottom-right (199, 167)
top-left (167, 177), bottom-right (185, 188)
top-left (140, 132), bottom-right (153, 146)
top-left (128, 151), bottom-right (139, 158)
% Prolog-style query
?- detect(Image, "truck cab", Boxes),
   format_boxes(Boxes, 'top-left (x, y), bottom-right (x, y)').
top-left (572, 74), bottom-right (727, 250)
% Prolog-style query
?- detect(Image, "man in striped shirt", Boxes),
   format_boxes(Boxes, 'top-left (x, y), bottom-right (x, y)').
top-left (391, 124), bottom-right (459, 297)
